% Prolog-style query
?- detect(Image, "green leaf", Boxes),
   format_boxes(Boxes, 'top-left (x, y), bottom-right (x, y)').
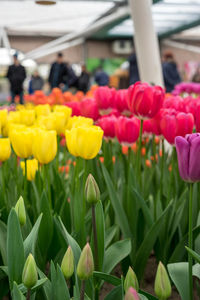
top-left (104, 285), bottom-right (123, 300)
top-left (167, 262), bottom-right (189, 300)
top-left (50, 262), bottom-right (70, 300)
top-left (193, 263), bottom-right (200, 279)
top-left (105, 225), bottom-right (118, 249)
top-left (7, 208), bottom-right (25, 288)
top-left (139, 290), bottom-right (158, 300)
top-left (24, 214), bottom-right (43, 258)
top-left (12, 282), bottom-right (26, 300)
top-left (138, 295), bottom-right (149, 300)
top-left (101, 164), bottom-right (131, 238)
top-left (54, 216), bottom-right (81, 266)
top-left (0, 220), bottom-right (7, 265)
top-left (93, 271), bottom-right (121, 286)
top-left (38, 268), bottom-right (52, 300)
top-left (132, 188), bottom-right (153, 227)
top-left (134, 202), bottom-right (172, 280)
top-left (18, 278), bottom-right (48, 294)
top-left (104, 239), bottom-right (131, 274)
top-left (185, 246), bottom-right (200, 264)
top-left (95, 201), bottom-right (105, 271)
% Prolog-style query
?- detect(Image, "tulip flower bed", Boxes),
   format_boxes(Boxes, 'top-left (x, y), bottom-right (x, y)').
top-left (1, 82), bottom-right (200, 300)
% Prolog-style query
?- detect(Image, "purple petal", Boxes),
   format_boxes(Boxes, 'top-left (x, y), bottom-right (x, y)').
top-left (189, 136), bottom-right (200, 182)
top-left (175, 136), bottom-right (190, 181)
top-left (186, 133), bottom-right (200, 143)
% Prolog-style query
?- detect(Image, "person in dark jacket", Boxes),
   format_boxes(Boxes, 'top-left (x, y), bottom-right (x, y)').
top-left (95, 67), bottom-right (109, 86)
top-left (162, 52), bottom-right (181, 93)
top-left (128, 52), bottom-right (140, 85)
top-left (48, 52), bottom-right (68, 89)
top-left (78, 65), bottom-right (90, 93)
top-left (29, 70), bottom-right (44, 94)
top-left (6, 53), bottom-right (26, 104)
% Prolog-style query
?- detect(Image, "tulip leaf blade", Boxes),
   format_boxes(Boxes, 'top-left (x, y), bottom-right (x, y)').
top-left (104, 284), bottom-right (123, 300)
top-left (12, 282), bottom-right (26, 300)
top-left (101, 164), bottom-right (131, 238)
top-left (185, 246), bottom-right (200, 264)
top-left (105, 225), bottom-right (118, 249)
top-left (24, 213), bottom-right (43, 258)
top-left (132, 188), bottom-right (153, 227)
top-left (0, 219), bottom-right (7, 265)
top-left (50, 262), bottom-right (70, 300)
top-left (7, 208), bottom-right (25, 289)
top-left (167, 262), bottom-right (189, 300)
top-left (93, 271), bottom-right (121, 286)
top-left (139, 290), bottom-right (158, 300)
top-left (95, 201), bottom-right (105, 271)
top-left (104, 239), bottom-right (131, 274)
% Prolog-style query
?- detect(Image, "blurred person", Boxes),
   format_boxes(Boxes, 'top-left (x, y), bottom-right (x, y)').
top-left (28, 70), bottom-right (44, 94)
top-left (162, 51), bottom-right (181, 93)
top-left (6, 53), bottom-right (26, 104)
top-left (128, 51), bottom-right (140, 85)
top-left (95, 67), bottom-right (109, 86)
top-left (48, 52), bottom-right (68, 89)
top-left (65, 62), bottom-right (78, 90)
top-left (192, 65), bottom-right (200, 83)
top-left (78, 65), bottom-right (90, 93)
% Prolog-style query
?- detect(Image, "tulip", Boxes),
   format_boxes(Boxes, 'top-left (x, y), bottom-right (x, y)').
top-left (22, 254), bottom-right (38, 289)
top-left (128, 82), bottom-right (164, 118)
top-left (85, 174), bottom-right (100, 204)
top-left (36, 115), bottom-right (56, 131)
top-left (61, 246), bottom-right (74, 279)
top-left (124, 287), bottom-right (140, 300)
top-left (77, 243), bottom-right (94, 280)
top-left (11, 128), bottom-right (33, 158)
top-left (66, 116), bottom-right (93, 130)
top-left (97, 115), bottom-right (117, 139)
top-left (20, 159), bottom-right (38, 181)
top-left (94, 86), bottom-right (116, 111)
top-left (65, 126), bottom-right (103, 159)
top-left (80, 98), bottom-right (100, 121)
top-left (66, 102), bottom-right (81, 116)
top-left (15, 196), bottom-right (26, 226)
top-left (124, 267), bottom-right (139, 292)
top-left (20, 110), bottom-right (35, 126)
top-left (32, 129), bottom-right (57, 164)
top-left (154, 262), bottom-right (171, 300)
top-left (115, 116), bottom-right (140, 145)
top-left (160, 110), bottom-right (194, 144)
top-left (53, 105), bottom-right (72, 123)
top-left (51, 112), bottom-right (66, 134)
top-left (35, 104), bottom-right (51, 117)
top-left (0, 138), bottom-right (11, 161)
top-left (115, 89), bottom-right (129, 114)
top-left (0, 109), bottom-right (8, 127)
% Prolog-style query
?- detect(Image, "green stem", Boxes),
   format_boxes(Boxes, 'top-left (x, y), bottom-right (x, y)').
top-left (44, 164), bottom-right (51, 207)
top-left (92, 204), bottom-right (99, 271)
top-left (188, 183), bottom-right (193, 300)
top-left (80, 280), bottom-right (85, 300)
top-left (137, 119), bottom-right (143, 185)
top-left (26, 289), bottom-right (31, 300)
top-left (24, 158), bottom-right (28, 201)
top-left (1, 162), bottom-right (6, 206)
top-left (160, 139), bottom-right (165, 206)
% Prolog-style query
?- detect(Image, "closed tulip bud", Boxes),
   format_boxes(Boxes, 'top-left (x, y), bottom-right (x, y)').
top-left (22, 254), bottom-right (38, 289)
top-left (124, 267), bottom-right (139, 292)
top-left (77, 243), bottom-right (94, 280)
top-left (154, 262), bottom-right (171, 300)
top-left (85, 174), bottom-right (100, 204)
top-left (124, 287), bottom-right (140, 300)
top-left (15, 196), bottom-right (26, 226)
top-left (61, 246), bottom-right (74, 279)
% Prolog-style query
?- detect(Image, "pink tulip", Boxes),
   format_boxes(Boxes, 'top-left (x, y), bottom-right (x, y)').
top-left (80, 98), bottom-right (100, 121)
top-left (115, 89), bottom-right (129, 113)
top-left (97, 115), bottom-right (117, 139)
top-left (94, 86), bottom-right (116, 111)
top-left (66, 102), bottom-right (81, 116)
top-left (125, 287), bottom-right (140, 300)
top-left (115, 116), bottom-right (140, 145)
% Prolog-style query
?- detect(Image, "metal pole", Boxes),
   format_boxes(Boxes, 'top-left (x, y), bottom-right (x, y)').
top-left (128, 0), bottom-right (164, 86)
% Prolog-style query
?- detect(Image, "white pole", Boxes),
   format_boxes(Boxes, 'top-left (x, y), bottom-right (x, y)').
top-left (128, 0), bottom-right (164, 86)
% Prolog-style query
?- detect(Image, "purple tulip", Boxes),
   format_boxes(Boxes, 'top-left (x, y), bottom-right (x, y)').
top-left (175, 133), bottom-right (200, 182)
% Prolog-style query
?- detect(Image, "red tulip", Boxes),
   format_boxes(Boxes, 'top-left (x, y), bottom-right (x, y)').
top-left (97, 115), bottom-right (117, 139)
top-left (163, 96), bottom-right (185, 112)
top-left (160, 109), bottom-right (194, 144)
top-left (65, 102), bottom-right (81, 116)
top-left (115, 89), bottom-right (129, 113)
top-left (128, 82), bottom-right (164, 118)
top-left (115, 116), bottom-right (140, 145)
top-left (80, 98), bottom-right (100, 121)
top-left (94, 87), bottom-right (116, 111)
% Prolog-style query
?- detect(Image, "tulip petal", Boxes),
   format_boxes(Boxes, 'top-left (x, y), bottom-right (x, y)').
top-left (189, 136), bottom-right (200, 182)
top-left (175, 136), bottom-right (190, 181)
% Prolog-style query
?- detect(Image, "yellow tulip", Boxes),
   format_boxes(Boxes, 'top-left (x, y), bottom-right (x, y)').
top-left (8, 111), bottom-right (21, 123)
top-left (20, 110), bottom-right (35, 126)
top-left (0, 138), bottom-right (11, 161)
top-left (9, 124), bottom-right (26, 140)
top-left (20, 159), bottom-right (38, 181)
top-left (66, 116), bottom-right (93, 130)
top-left (0, 110), bottom-right (8, 127)
top-left (36, 115), bottom-right (56, 131)
top-left (65, 126), bottom-right (103, 160)
top-left (51, 112), bottom-right (66, 134)
top-left (11, 128), bottom-right (33, 158)
top-left (53, 105), bottom-right (72, 122)
top-left (35, 104), bottom-right (51, 117)
top-left (32, 129), bottom-right (57, 164)
top-left (16, 104), bottom-right (25, 111)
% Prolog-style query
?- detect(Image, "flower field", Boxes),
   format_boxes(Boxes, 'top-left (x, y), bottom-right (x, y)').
top-left (0, 82), bottom-right (200, 299)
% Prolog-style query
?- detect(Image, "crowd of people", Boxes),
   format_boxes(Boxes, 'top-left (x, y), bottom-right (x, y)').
top-left (6, 49), bottom-right (200, 105)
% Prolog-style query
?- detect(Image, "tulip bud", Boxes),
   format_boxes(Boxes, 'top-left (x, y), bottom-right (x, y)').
top-left (85, 174), bottom-right (100, 204)
top-left (125, 287), bottom-right (140, 300)
top-left (61, 246), bottom-right (74, 279)
top-left (154, 262), bottom-right (172, 300)
top-left (15, 196), bottom-right (26, 226)
top-left (124, 267), bottom-right (139, 292)
top-left (77, 243), bottom-right (94, 280)
top-left (22, 254), bottom-right (38, 289)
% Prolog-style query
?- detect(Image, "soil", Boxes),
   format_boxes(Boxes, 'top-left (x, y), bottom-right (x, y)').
top-left (100, 255), bottom-right (199, 299)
